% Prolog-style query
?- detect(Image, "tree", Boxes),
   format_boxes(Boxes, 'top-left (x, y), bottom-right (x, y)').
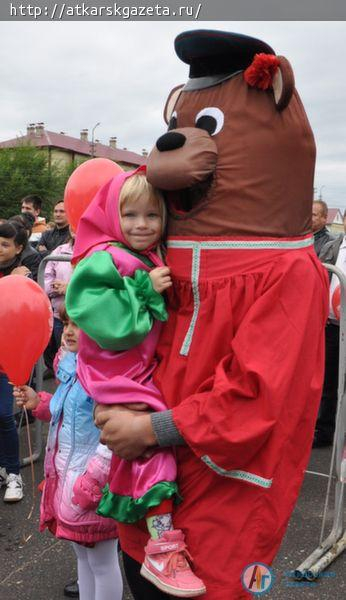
top-left (0, 144), bottom-right (76, 219)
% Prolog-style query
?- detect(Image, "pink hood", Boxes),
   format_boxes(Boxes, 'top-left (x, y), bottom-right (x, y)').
top-left (72, 165), bottom-right (161, 266)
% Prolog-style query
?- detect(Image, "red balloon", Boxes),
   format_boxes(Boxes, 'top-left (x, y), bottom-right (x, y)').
top-left (64, 158), bottom-right (123, 231)
top-left (0, 276), bottom-right (53, 385)
top-left (332, 285), bottom-right (341, 320)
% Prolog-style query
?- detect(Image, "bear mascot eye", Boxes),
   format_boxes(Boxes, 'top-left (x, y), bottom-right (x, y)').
top-left (168, 111), bottom-right (178, 131)
top-left (195, 107), bottom-right (224, 136)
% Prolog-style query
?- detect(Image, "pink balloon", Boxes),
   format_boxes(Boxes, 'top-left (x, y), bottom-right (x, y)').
top-left (64, 158), bottom-right (123, 231)
top-left (0, 276), bottom-right (53, 385)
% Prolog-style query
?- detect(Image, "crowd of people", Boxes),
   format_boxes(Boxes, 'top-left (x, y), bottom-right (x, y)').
top-left (0, 194), bottom-right (71, 503)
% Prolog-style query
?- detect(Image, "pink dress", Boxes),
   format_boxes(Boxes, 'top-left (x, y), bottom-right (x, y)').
top-left (66, 168), bottom-right (178, 523)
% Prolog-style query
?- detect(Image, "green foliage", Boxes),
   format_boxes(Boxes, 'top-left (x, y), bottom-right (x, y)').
top-left (0, 143), bottom-right (77, 219)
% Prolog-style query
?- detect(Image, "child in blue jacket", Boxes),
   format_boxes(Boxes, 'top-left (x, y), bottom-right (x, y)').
top-left (14, 307), bottom-right (122, 600)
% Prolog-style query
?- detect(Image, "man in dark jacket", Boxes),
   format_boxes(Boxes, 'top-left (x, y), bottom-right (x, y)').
top-left (314, 218), bottom-right (345, 446)
top-left (37, 201), bottom-right (69, 255)
top-left (313, 200), bottom-right (335, 257)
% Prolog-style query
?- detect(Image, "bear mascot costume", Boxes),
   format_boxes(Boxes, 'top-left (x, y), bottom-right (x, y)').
top-left (97, 30), bottom-right (329, 599)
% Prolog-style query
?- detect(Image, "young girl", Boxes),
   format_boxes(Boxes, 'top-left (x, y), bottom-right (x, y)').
top-left (0, 221), bottom-right (31, 502)
top-left (66, 166), bottom-right (206, 597)
top-left (13, 308), bottom-right (122, 600)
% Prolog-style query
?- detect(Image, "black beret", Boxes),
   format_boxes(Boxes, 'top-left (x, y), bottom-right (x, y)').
top-left (175, 29), bottom-right (275, 90)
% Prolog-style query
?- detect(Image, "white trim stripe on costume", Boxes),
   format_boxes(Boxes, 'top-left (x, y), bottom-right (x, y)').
top-left (168, 237), bottom-right (313, 356)
top-left (167, 237), bottom-right (313, 250)
top-left (180, 244), bottom-right (201, 356)
top-left (202, 455), bottom-right (273, 488)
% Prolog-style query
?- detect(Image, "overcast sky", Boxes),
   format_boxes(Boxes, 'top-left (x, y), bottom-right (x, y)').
top-left (0, 21), bottom-right (345, 210)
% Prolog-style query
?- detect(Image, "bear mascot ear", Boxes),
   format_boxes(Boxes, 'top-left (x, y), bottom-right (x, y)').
top-left (163, 84), bottom-right (184, 124)
top-left (272, 56), bottom-right (295, 111)
top-left (244, 53), bottom-right (295, 112)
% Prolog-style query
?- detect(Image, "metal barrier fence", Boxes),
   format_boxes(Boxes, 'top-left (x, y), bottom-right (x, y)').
top-left (19, 253), bottom-right (72, 466)
top-left (295, 263), bottom-right (346, 579)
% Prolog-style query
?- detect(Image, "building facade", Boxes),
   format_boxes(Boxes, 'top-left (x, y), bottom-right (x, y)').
top-left (0, 123), bottom-right (147, 170)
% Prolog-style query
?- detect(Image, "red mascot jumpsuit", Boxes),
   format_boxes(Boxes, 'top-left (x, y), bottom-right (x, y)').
top-left (118, 30), bottom-right (329, 599)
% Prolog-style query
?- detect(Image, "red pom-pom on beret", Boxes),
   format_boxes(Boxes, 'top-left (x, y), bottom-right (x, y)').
top-left (244, 53), bottom-right (280, 90)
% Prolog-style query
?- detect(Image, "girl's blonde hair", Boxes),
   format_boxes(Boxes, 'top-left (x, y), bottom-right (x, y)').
top-left (119, 174), bottom-right (167, 233)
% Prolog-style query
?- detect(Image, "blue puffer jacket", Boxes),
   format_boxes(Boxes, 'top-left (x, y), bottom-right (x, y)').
top-left (39, 351), bottom-right (117, 543)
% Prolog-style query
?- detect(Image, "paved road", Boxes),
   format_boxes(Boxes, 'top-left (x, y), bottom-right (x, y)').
top-left (0, 414), bottom-right (344, 599)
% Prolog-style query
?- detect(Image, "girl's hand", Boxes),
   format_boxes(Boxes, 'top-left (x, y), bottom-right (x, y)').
top-left (72, 473), bottom-right (102, 510)
top-left (13, 385), bottom-right (40, 410)
top-left (149, 267), bottom-right (172, 294)
top-left (52, 280), bottom-right (68, 295)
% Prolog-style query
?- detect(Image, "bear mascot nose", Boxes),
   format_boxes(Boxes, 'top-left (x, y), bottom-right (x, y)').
top-left (156, 131), bottom-right (186, 152)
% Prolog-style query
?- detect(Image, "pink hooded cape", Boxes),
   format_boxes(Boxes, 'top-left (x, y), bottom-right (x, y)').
top-left (70, 166), bottom-right (166, 409)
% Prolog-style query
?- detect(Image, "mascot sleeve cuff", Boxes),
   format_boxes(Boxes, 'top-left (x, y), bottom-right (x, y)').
top-left (151, 410), bottom-right (186, 447)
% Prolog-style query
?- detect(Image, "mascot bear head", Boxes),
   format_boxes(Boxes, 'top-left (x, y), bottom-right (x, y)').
top-left (147, 29), bottom-right (315, 239)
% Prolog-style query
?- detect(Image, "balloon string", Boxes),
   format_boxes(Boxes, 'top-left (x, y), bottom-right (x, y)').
top-left (22, 406), bottom-right (36, 543)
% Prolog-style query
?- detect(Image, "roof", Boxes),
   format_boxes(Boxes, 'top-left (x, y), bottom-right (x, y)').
top-left (0, 129), bottom-right (146, 167)
top-left (327, 208), bottom-right (343, 224)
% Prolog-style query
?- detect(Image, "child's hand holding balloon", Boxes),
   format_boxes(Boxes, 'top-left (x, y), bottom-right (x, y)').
top-left (13, 385), bottom-right (40, 411)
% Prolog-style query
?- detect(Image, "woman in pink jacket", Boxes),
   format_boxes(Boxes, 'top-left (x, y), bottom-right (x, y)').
top-left (44, 233), bottom-right (74, 353)
top-left (14, 309), bottom-right (122, 600)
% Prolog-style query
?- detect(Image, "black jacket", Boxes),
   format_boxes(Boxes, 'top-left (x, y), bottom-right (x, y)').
top-left (0, 254), bottom-right (32, 279)
top-left (21, 244), bottom-right (42, 281)
top-left (313, 226), bottom-right (335, 257)
top-left (319, 234), bottom-right (344, 267)
top-left (38, 225), bottom-right (70, 255)
top-left (0, 255), bottom-right (22, 277)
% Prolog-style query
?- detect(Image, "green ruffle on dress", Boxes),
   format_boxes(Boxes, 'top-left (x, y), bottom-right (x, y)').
top-left (97, 481), bottom-right (181, 523)
top-left (66, 250), bottom-right (167, 351)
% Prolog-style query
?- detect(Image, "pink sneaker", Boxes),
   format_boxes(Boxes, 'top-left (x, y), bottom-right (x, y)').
top-left (140, 529), bottom-right (206, 597)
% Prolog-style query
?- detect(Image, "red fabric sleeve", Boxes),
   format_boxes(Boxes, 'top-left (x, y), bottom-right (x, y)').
top-left (32, 391), bottom-right (52, 422)
top-left (172, 256), bottom-right (329, 478)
